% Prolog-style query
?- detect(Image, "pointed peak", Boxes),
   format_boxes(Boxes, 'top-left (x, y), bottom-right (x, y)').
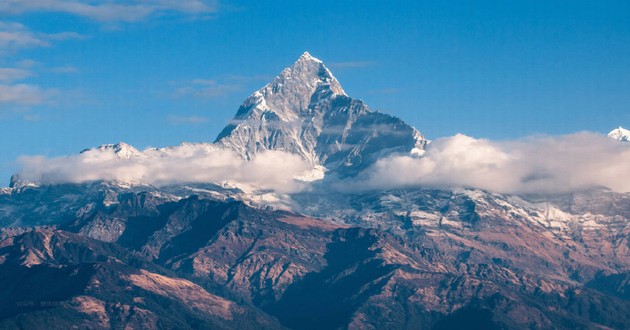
top-left (276, 52), bottom-right (345, 96)
top-left (289, 51), bottom-right (327, 75)
top-left (296, 51), bottom-right (322, 64)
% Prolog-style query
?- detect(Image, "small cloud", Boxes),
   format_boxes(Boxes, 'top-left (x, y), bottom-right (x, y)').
top-left (16, 59), bottom-right (39, 69)
top-left (0, 21), bottom-right (49, 55)
top-left (369, 87), bottom-right (399, 95)
top-left (23, 114), bottom-right (42, 121)
top-left (0, 67), bottom-right (32, 82)
top-left (329, 61), bottom-right (377, 69)
top-left (0, 0), bottom-right (219, 23)
top-left (47, 31), bottom-right (88, 41)
top-left (0, 84), bottom-right (57, 105)
top-left (0, 21), bottom-right (86, 57)
top-left (221, 74), bottom-right (273, 83)
top-left (175, 81), bottom-right (242, 99)
top-left (48, 66), bottom-right (79, 74)
top-left (191, 78), bottom-right (217, 85)
top-left (167, 115), bottom-right (208, 125)
top-left (173, 74), bottom-right (270, 100)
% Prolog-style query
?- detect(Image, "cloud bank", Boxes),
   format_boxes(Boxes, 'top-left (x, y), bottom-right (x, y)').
top-left (344, 132), bottom-right (630, 195)
top-left (16, 146), bottom-right (311, 193)
top-left (14, 132), bottom-right (630, 196)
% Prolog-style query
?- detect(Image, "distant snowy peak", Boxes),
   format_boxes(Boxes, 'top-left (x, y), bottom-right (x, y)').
top-left (82, 142), bottom-right (145, 159)
top-left (215, 52), bottom-right (428, 176)
top-left (81, 141), bottom-right (218, 159)
top-left (608, 127), bottom-right (630, 142)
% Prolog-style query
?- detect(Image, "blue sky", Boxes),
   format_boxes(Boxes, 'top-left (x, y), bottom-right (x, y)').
top-left (1, 0), bottom-right (629, 183)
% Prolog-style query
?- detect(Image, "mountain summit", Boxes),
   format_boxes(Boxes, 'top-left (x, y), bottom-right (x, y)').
top-left (609, 126), bottom-right (630, 142)
top-left (215, 52), bottom-right (427, 176)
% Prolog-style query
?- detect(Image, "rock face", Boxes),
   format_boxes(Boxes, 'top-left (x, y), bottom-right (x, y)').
top-left (215, 52), bottom-right (427, 176)
top-left (0, 53), bottom-right (629, 329)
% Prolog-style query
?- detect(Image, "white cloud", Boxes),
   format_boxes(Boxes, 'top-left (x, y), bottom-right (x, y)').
top-left (368, 87), bottom-right (399, 95)
top-left (0, 0), bottom-right (218, 22)
top-left (46, 31), bottom-right (87, 41)
top-left (167, 115), bottom-right (208, 124)
top-left (0, 22), bottom-right (49, 54)
top-left (174, 79), bottom-right (242, 99)
top-left (16, 146), bottom-right (311, 193)
top-left (0, 21), bottom-right (86, 56)
top-left (48, 66), bottom-right (79, 74)
top-left (0, 22), bottom-right (83, 109)
top-left (344, 132), bottom-right (630, 195)
top-left (0, 84), bottom-right (57, 105)
top-left (328, 61), bottom-right (377, 69)
top-left (173, 75), bottom-right (271, 100)
top-left (0, 68), bottom-right (32, 82)
top-left (16, 131), bottom-right (630, 196)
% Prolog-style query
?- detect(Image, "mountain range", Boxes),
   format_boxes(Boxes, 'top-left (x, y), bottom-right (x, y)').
top-left (1, 53), bottom-right (629, 329)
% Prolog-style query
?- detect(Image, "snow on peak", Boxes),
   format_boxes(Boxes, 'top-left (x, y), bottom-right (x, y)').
top-left (237, 51), bottom-right (347, 122)
top-left (608, 127), bottom-right (630, 142)
top-left (297, 51), bottom-right (322, 64)
top-left (286, 51), bottom-right (344, 95)
top-left (214, 52), bottom-right (428, 176)
top-left (86, 142), bottom-right (144, 159)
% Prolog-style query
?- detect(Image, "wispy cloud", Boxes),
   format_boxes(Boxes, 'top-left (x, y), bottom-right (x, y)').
top-left (175, 79), bottom-right (242, 99)
top-left (0, 63), bottom-right (82, 110)
top-left (173, 75), bottom-right (269, 99)
top-left (368, 87), bottom-right (399, 95)
top-left (46, 31), bottom-right (87, 41)
top-left (167, 115), bottom-right (208, 124)
top-left (0, 0), bottom-right (219, 23)
top-left (0, 21), bottom-right (49, 55)
top-left (48, 65), bottom-right (80, 74)
top-left (0, 22), bottom-right (85, 111)
top-left (0, 67), bottom-right (32, 82)
top-left (23, 114), bottom-right (43, 121)
top-left (0, 21), bottom-right (86, 56)
top-left (328, 61), bottom-right (377, 69)
top-left (0, 61), bottom-right (74, 108)
top-left (343, 132), bottom-right (630, 195)
top-left (0, 84), bottom-right (57, 105)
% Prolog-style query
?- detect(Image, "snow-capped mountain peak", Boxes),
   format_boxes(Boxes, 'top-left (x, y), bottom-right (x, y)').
top-left (287, 51), bottom-right (346, 95)
top-left (608, 126), bottom-right (630, 142)
top-left (215, 52), bottom-right (427, 175)
top-left (81, 142), bottom-right (145, 159)
top-left (227, 51), bottom-right (346, 124)
top-left (10, 53), bottom-right (427, 190)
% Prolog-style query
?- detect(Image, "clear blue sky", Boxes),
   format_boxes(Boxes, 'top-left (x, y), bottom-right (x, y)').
top-left (1, 1), bottom-right (629, 183)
